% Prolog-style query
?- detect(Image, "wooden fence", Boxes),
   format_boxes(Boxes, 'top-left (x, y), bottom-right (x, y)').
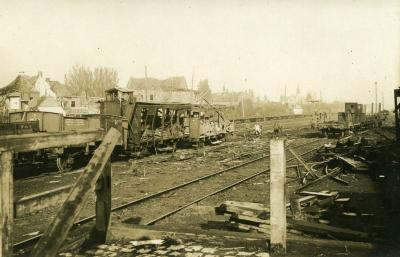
top-left (0, 128), bottom-right (120, 257)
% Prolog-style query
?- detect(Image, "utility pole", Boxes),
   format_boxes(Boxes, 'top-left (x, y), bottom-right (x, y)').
top-left (241, 94), bottom-right (245, 118)
top-left (145, 66), bottom-right (148, 101)
top-left (375, 81), bottom-right (378, 113)
top-left (191, 66), bottom-right (195, 91)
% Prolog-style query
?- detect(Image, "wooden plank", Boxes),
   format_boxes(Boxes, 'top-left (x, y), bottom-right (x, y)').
top-left (288, 147), bottom-right (319, 179)
top-left (0, 129), bottom-right (103, 153)
top-left (296, 168), bottom-right (342, 193)
top-left (216, 206), bottom-right (261, 217)
top-left (30, 128), bottom-right (120, 257)
top-left (290, 197), bottom-right (303, 220)
top-left (93, 159), bottom-right (112, 243)
top-left (229, 214), bottom-right (270, 225)
top-left (330, 175), bottom-right (349, 185)
top-left (228, 222), bottom-right (269, 234)
top-left (299, 191), bottom-right (339, 198)
top-left (0, 151), bottom-right (13, 257)
top-left (222, 201), bottom-right (269, 212)
top-left (288, 219), bottom-right (369, 241)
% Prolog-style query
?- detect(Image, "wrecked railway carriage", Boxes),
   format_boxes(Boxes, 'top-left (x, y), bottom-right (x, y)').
top-left (0, 87), bottom-right (229, 172)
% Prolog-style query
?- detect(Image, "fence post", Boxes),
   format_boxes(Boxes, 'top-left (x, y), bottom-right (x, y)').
top-left (93, 159), bottom-right (112, 243)
top-left (0, 151), bottom-right (13, 257)
top-left (270, 139), bottom-right (286, 255)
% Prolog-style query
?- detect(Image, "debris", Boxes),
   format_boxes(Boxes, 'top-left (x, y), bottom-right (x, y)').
top-left (337, 156), bottom-right (368, 171)
top-left (288, 147), bottom-right (319, 179)
top-left (288, 219), bottom-right (369, 241)
top-left (129, 239), bottom-right (164, 246)
top-left (23, 231), bottom-right (40, 236)
top-left (296, 168), bottom-right (342, 192)
top-left (300, 191), bottom-right (339, 198)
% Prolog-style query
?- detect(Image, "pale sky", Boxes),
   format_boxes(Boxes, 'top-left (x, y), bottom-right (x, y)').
top-left (1, 0), bottom-right (399, 106)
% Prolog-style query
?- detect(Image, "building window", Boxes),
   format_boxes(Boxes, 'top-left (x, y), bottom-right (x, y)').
top-left (71, 101), bottom-right (76, 107)
top-left (150, 94), bottom-right (154, 101)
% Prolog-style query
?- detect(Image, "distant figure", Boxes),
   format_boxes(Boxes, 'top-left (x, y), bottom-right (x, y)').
top-left (273, 121), bottom-right (283, 135)
top-left (254, 124), bottom-right (262, 136)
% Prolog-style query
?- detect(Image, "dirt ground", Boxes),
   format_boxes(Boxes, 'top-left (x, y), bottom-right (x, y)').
top-left (12, 117), bottom-right (400, 257)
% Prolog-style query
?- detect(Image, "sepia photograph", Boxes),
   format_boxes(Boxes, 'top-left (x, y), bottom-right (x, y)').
top-left (0, 0), bottom-right (400, 256)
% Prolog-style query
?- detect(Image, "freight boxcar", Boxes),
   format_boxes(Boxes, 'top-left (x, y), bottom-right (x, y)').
top-left (6, 111), bottom-right (103, 171)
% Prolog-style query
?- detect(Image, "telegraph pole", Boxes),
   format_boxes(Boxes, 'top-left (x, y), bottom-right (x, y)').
top-left (191, 66), bottom-right (195, 91)
top-left (145, 65), bottom-right (148, 101)
top-left (241, 94), bottom-right (245, 118)
top-left (375, 81), bottom-right (378, 113)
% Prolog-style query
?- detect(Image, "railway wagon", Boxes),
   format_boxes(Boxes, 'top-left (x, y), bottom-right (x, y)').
top-left (7, 111), bottom-right (104, 171)
top-left (320, 102), bottom-right (383, 137)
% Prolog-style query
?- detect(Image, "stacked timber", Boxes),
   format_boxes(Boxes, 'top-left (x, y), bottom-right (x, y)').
top-left (215, 201), bottom-right (270, 233)
top-left (214, 193), bottom-right (370, 241)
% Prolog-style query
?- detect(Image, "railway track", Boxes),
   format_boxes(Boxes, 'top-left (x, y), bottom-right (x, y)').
top-left (14, 137), bottom-right (325, 251)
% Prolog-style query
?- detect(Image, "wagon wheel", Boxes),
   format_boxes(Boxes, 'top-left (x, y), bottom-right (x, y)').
top-left (56, 154), bottom-right (74, 172)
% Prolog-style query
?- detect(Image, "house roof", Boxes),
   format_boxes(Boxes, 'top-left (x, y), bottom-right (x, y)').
top-left (127, 76), bottom-right (188, 91)
top-left (0, 75), bottom-right (37, 95)
top-left (36, 97), bottom-right (62, 108)
top-left (47, 80), bottom-right (70, 97)
top-left (0, 73), bottom-right (69, 97)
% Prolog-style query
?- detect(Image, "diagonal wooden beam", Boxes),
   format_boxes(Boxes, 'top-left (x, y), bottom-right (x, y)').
top-left (30, 128), bottom-right (120, 257)
top-left (288, 147), bottom-right (319, 179)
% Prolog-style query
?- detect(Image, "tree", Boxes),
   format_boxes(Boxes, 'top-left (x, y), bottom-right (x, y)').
top-left (65, 65), bottom-right (119, 98)
top-left (93, 67), bottom-right (119, 97)
top-left (197, 79), bottom-right (212, 103)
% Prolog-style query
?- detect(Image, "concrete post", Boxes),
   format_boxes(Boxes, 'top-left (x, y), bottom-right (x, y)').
top-left (270, 139), bottom-right (286, 255)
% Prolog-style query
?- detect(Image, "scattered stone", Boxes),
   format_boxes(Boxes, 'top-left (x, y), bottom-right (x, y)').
top-left (154, 250), bottom-right (169, 255)
top-left (168, 245), bottom-right (185, 251)
top-left (169, 251), bottom-right (182, 256)
top-left (97, 244), bottom-right (108, 249)
top-left (256, 253), bottom-right (270, 257)
top-left (85, 250), bottom-right (96, 255)
top-left (107, 253), bottom-right (117, 257)
top-left (185, 253), bottom-right (203, 257)
top-left (94, 249), bottom-right (104, 255)
top-left (59, 253), bottom-right (72, 257)
top-left (186, 245), bottom-right (203, 252)
top-left (108, 245), bottom-right (120, 251)
top-left (204, 255), bottom-right (218, 257)
top-left (201, 248), bottom-right (217, 254)
top-left (130, 239), bottom-right (164, 246)
top-left (237, 251), bottom-right (254, 256)
top-left (224, 252), bottom-right (236, 255)
top-left (137, 248), bottom-right (152, 254)
top-left (120, 248), bottom-right (134, 253)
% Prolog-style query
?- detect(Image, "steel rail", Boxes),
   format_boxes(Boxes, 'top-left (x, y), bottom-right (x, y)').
top-left (145, 146), bottom-right (320, 225)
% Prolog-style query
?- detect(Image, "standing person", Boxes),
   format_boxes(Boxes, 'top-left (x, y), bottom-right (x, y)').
top-left (254, 123), bottom-right (261, 136)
